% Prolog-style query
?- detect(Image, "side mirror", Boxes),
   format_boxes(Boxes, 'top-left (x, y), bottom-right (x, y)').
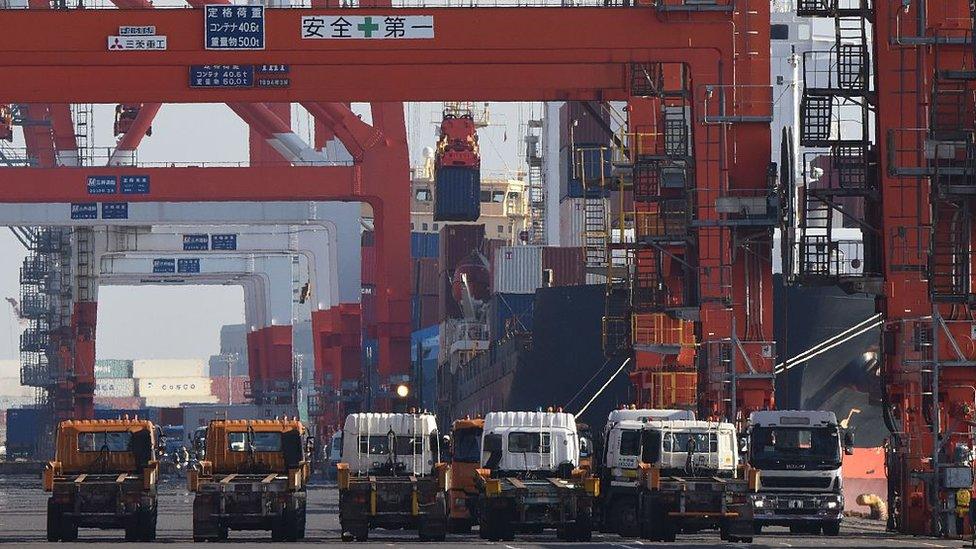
top-left (484, 433), bottom-right (503, 454)
top-left (843, 430), bottom-right (855, 455)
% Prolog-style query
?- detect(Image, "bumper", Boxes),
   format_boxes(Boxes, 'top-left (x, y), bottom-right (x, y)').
top-left (752, 493), bottom-right (843, 525)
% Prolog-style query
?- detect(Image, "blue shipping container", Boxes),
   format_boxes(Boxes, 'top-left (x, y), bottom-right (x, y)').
top-left (6, 407), bottom-right (47, 455)
top-left (565, 143), bottom-right (612, 199)
top-left (434, 166), bottom-right (480, 222)
top-left (411, 232), bottom-right (440, 259)
top-left (490, 293), bottom-right (535, 340)
top-left (94, 407), bottom-right (158, 423)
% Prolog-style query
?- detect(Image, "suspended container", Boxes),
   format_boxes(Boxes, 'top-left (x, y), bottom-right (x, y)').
top-left (647, 372), bottom-right (698, 409)
top-left (493, 246), bottom-right (543, 294)
top-left (434, 166), bottom-right (481, 222)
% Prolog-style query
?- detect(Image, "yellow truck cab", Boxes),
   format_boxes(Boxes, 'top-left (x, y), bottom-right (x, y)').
top-left (43, 418), bottom-right (161, 542)
top-left (188, 418), bottom-right (311, 542)
top-left (446, 417), bottom-right (484, 533)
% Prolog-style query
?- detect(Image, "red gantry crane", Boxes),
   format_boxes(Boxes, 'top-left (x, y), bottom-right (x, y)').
top-left (0, 1), bottom-right (774, 440)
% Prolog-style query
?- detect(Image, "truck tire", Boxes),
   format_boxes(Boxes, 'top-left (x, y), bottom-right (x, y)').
top-left (482, 507), bottom-right (513, 541)
top-left (192, 496), bottom-right (220, 542)
top-left (60, 518), bottom-right (78, 542)
top-left (612, 497), bottom-right (640, 538)
top-left (341, 521), bottom-right (369, 542)
top-left (572, 508), bottom-right (593, 542)
top-left (138, 506), bottom-right (157, 541)
top-left (418, 516), bottom-right (448, 541)
top-left (822, 520), bottom-right (840, 536)
top-left (448, 517), bottom-right (471, 534)
top-left (46, 499), bottom-right (62, 542)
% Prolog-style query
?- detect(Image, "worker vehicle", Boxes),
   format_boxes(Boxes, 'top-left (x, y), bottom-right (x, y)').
top-left (747, 410), bottom-right (854, 535)
top-left (595, 408), bottom-right (695, 535)
top-left (0, 104), bottom-right (13, 142)
top-left (323, 429), bottom-right (342, 480)
top-left (187, 418), bottom-right (311, 541)
top-left (632, 418), bottom-right (756, 543)
top-left (445, 417), bottom-right (484, 533)
top-left (337, 412), bottom-right (448, 541)
top-left (43, 418), bottom-right (161, 542)
top-left (475, 410), bottom-right (598, 541)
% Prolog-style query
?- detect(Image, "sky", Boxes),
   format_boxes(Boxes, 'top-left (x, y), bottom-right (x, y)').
top-left (0, 102), bottom-right (536, 360)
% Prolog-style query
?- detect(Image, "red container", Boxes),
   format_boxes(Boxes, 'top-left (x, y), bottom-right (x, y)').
top-left (419, 295), bottom-right (440, 328)
top-left (439, 274), bottom-right (462, 320)
top-left (158, 407), bottom-right (185, 427)
top-left (361, 245), bottom-right (377, 285)
top-left (542, 246), bottom-right (586, 287)
top-left (211, 376), bottom-right (249, 404)
top-left (411, 258), bottom-right (440, 296)
top-left (439, 224), bottom-right (485, 273)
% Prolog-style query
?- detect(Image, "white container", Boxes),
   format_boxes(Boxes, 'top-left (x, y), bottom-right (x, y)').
top-left (95, 378), bottom-right (137, 398)
top-left (132, 359), bottom-right (208, 379)
top-left (559, 197), bottom-right (586, 247)
top-left (493, 246), bottom-right (543, 294)
top-left (0, 395), bottom-right (36, 409)
top-left (143, 394), bottom-right (219, 409)
top-left (137, 377), bottom-right (212, 398)
top-left (0, 360), bottom-right (21, 379)
top-left (0, 378), bottom-right (36, 398)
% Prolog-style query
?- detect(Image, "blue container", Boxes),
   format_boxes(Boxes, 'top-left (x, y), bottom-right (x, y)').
top-left (434, 166), bottom-right (480, 222)
top-left (490, 293), bottom-right (535, 340)
top-left (94, 407), bottom-right (158, 423)
top-left (410, 232), bottom-right (440, 259)
top-left (6, 407), bottom-right (47, 456)
top-left (565, 143), bottom-right (612, 199)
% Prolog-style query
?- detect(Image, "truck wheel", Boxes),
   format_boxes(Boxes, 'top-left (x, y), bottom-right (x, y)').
top-left (60, 518), bottom-right (78, 542)
top-left (341, 521), bottom-right (368, 542)
top-left (192, 497), bottom-right (219, 542)
top-left (448, 517), bottom-right (471, 534)
top-left (296, 499), bottom-right (307, 540)
top-left (572, 508), bottom-right (593, 542)
top-left (418, 517), bottom-right (447, 542)
top-left (822, 520), bottom-right (840, 536)
top-left (137, 506), bottom-right (158, 541)
top-left (46, 499), bottom-right (62, 542)
top-left (753, 523), bottom-right (763, 535)
top-left (612, 498), bottom-right (639, 538)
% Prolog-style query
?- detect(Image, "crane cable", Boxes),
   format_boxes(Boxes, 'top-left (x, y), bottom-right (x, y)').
top-left (574, 357), bottom-right (631, 419)
top-left (775, 314), bottom-right (883, 375)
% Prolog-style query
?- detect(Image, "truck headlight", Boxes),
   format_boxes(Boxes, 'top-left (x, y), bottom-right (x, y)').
top-left (822, 495), bottom-right (842, 509)
top-left (826, 501), bottom-right (838, 509)
top-left (752, 497), bottom-right (765, 508)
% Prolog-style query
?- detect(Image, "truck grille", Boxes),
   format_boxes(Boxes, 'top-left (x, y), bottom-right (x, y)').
top-left (762, 476), bottom-right (833, 489)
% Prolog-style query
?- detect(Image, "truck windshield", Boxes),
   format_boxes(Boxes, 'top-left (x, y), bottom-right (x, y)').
top-left (228, 432), bottom-right (282, 452)
top-left (750, 426), bottom-right (840, 467)
top-left (78, 431), bottom-right (132, 452)
top-left (508, 432), bottom-right (551, 453)
top-left (453, 429), bottom-right (482, 462)
top-left (358, 435), bottom-right (425, 455)
top-left (663, 431), bottom-right (718, 453)
top-left (619, 429), bottom-right (642, 456)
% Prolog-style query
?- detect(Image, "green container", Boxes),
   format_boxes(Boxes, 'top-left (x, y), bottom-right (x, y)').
top-left (95, 359), bottom-right (133, 379)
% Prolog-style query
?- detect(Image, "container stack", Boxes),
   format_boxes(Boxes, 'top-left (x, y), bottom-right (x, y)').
top-left (0, 360), bottom-right (36, 450)
top-left (133, 359), bottom-right (218, 408)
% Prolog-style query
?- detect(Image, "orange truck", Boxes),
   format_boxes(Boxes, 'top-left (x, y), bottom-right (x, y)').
top-left (43, 418), bottom-right (161, 542)
top-left (446, 417), bottom-right (484, 533)
top-left (187, 419), bottom-right (311, 542)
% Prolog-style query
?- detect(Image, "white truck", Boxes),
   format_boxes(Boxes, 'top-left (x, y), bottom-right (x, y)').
top-left (596, 408), bottom-right (695, 536)
top-left (605, 417), bottom-right (756, 542)
top-left (336, 413), bottom-right (447, 541)
top-left (475, 411), bottom-right (599, 541)
top-left (747, 410), bottom-right (853, 535)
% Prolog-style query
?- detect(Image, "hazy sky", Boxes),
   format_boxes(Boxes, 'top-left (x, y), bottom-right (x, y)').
top-left (0, 102), bottom-right (536, 360)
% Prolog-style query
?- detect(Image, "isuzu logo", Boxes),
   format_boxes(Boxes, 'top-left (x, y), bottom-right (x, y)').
top-left (785, 464), bottom-right (807, 470)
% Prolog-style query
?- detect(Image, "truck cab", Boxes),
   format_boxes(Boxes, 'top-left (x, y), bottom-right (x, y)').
top-left (43, 418), bottom-right (161, 542)
top-left (631, 419), bottom-right (754, 542)
top-left (337, 412), bottom-right (447, 541)
top-left (747, 410), bottom-right (852, 535)
top-left (188, 418), bottom-right (311, 541)
top-left (476, 411), bottom-right (598, 541)
top-left (446, 417), bottom-right (484, 533)
top-left (596, 409), bottom-right (696, 537)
